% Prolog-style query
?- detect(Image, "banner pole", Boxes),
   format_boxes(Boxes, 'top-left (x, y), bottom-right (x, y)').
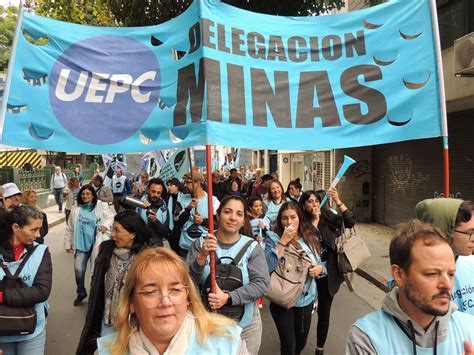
top-left (205, 145), bottom-right (216, 294)
top-left (443, 137), bottom-right (450, 197)
top-left (0, 8), bottom-right (24, 141)
top-left (187, 148), bottom-right (195, 198)
top-left (429, 0), bottom-right (449, 197)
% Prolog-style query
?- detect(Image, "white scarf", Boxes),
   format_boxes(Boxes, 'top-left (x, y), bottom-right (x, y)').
top-left (128, 312), bottom-right (196, 355)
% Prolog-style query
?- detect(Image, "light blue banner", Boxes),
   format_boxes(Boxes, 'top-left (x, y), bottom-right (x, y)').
top-left (0, 0), bottom-right (442, 153)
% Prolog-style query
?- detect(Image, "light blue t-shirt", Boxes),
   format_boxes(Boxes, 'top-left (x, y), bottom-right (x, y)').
top-left (264, 198), bottom-right (288, 230)
top-left (75, 204), bottom-right (97, 252)
top-left (451, 255), bottom-right (474, 315)
top-left (179, 193), bottom-right (220, 251)
top-left (249, 217), bottom-right (270, 237)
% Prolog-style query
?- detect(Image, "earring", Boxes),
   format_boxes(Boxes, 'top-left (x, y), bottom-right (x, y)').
top-left (128, 313), bottom-right (134, 329)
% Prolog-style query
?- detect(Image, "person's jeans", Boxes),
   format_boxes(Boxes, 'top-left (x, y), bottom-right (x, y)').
top-left (74, 250), bottom-right (92, 296)
top-left (0, 328), bottom-right (46, 355)
top-left (270, 302), bottom-right (313, 355)
top-left (53, 188), bottom-right (63, 211)
top-left (315, 277), bottom-right (334, 348)
top-left (240, 305), bottom-right (262, 355)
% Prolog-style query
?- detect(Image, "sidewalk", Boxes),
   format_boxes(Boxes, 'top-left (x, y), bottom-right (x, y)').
top-left (42, 206), bottom-right (394, 291)
top-left (43, 205), bottom-right (67, 228)
top-left (354, 223), bottom-right (394, 292)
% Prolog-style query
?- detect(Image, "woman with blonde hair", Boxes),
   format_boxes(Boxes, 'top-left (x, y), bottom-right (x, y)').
top-left (20, 189), bottom-right (48, 244)
top-left (263, 180), bottom-right (289, 231)
top-left (96, 247), bottom-right (248, 354)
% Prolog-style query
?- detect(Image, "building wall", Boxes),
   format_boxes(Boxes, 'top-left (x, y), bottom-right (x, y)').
top-left (372, 138), bottom-right (442, 226)
top-left (371, 109), bottom-right (474, 226)
top-left (278, 150), bottom-right (332, 194)
top-left (279, 153), bottom-right (292, 188)
top-left (336, 147), bottom-right (372, 221)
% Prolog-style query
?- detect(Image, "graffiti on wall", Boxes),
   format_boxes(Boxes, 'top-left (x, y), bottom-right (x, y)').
top-left (388, 154), bottom-right (430, 194)
top-left (345, 160), bottom-right (369, 179)
top-left (433, 191), bottom-right (463, 199)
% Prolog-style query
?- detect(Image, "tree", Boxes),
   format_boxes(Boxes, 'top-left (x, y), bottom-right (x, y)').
top-left (0, 6), bottom-right (18, 72)
top-left (34, 0), bottom-right (116, 26)
top-left (104, 0), bottom-right (383, 27)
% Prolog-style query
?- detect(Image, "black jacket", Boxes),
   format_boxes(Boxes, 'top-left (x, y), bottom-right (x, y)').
top-left (0, 240), bottom-right (52, 307)
top-left (76, 240), bottom-right (115, 355)
top-left (318, 208), bottom-right (355, 297)
top-left (146, 198), bottom-right (170, 245)
top-left (36, 212), bottom-right (49, 244)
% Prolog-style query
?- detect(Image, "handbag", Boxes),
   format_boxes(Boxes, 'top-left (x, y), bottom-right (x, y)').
top-left (336, 226), bottom-right (371, 292)
top-left (0, 246), bottom-right (38, 335)
top-left (266, 247), bottom-right (313, 309)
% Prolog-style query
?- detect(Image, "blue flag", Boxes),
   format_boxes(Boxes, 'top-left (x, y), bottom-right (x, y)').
top-left (0, 0), bottom-right (444, 153)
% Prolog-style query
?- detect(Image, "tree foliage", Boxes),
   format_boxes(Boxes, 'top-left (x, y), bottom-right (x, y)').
top-left (0, 6), bottom-right (18, 73)
top-left (104, 0), bottom-right (382, 27)
top-left (1, 0), bottom-right (384, 71)
top-left (33, 0), bottom-right (116, 26)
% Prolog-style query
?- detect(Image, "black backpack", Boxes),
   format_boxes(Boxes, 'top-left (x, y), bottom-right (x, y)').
top-left (202, 239), bottom-right (254, 322)
top-left (0, 246), bottom-right (39, 335)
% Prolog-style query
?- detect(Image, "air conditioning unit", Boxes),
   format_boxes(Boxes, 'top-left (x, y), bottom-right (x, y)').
top-left (454, 33), bottom-right (474, 76)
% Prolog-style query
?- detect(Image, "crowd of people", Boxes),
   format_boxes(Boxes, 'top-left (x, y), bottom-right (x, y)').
top-left (0, 164), bottom-right (472, 355)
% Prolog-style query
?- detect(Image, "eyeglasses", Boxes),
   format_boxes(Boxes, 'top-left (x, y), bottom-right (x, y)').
top-left (136, 285), bottom-right (189, 308)
top-left (111, 227), bottom-right (126, 234)
top-left (454, 230), bottom-right (474, 241)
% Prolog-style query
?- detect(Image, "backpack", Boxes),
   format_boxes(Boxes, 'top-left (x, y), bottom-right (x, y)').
top-left (51, 173), bottom-right (67, 186)
top-left (202, 239), bottom-right (254, 322)
top-left (266, 246), bottom-right (313, 309)
top-left (0, 246), bottom-right (39, 335)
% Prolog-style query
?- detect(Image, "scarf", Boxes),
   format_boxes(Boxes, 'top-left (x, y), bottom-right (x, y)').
top-left (128, 312), bottom-right (196, 355)
top-left (103, 248), bottom-right (135, 326)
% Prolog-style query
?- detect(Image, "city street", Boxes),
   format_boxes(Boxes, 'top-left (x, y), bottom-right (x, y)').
top-left (44, 221), bottom-right (385, 355)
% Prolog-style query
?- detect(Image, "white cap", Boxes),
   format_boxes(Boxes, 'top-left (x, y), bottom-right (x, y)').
top-left (2, 183), bottom-right (22, 198)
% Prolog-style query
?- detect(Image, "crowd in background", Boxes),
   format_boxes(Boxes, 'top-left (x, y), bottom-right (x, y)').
top-left (0, 163), bottom-right (472, 355)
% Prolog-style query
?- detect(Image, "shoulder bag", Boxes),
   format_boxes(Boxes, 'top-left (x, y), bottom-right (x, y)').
top-left (336, 226), bottom-right (371, 292)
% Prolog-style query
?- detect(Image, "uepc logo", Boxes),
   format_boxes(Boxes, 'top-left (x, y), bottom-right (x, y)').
top-left (49, 36), bottom-right (161, 145)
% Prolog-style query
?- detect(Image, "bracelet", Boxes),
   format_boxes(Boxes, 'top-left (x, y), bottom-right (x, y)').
top-left (337, 202), bottom-right (343, 207)
top-left (277, 242), bottom-right (287, 248)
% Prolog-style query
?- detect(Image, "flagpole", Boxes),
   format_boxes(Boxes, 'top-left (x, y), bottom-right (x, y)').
top-left (187, 148), bottom-right (195, 198)
top-left (0, 8), bottom-right (24, 141)
top-left (205, 145), bottom-right (216, 294)
top-left (429, 0), bottom-right (449, 197)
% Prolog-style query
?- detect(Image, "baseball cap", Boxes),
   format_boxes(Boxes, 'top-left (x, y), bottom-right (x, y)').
top-left (182, 171), bottom-right (205, 183)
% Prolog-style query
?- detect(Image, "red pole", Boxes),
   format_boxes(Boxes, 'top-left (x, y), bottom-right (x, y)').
top-left (187, 148), bottom-right (195, 198)
top-left (443, 136), bottom-right (450, 197)
top-left (205, 145), bottom-right (216, 294)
